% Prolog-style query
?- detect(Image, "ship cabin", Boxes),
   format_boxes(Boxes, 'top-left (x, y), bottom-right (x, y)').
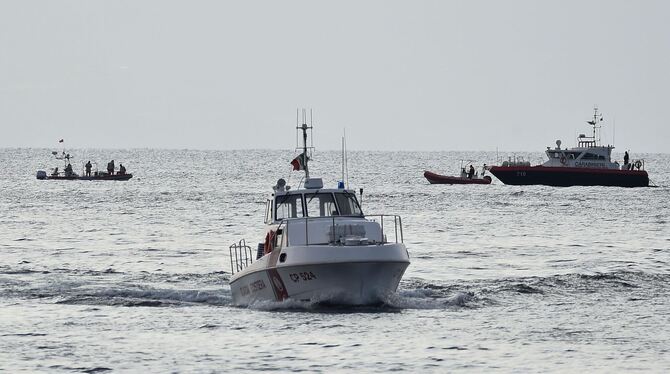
top-left (543, 137), bottom-right (617, 169)
top-left (262, 178), bottom-right (393, 249)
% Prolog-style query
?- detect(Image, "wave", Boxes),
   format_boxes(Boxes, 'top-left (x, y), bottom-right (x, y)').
top-left (56, 287), bottom-right (231, 307)
top-left (387, 271), bottom-right (669, 310)
top-left (2, 268), bottom-right (667, 311)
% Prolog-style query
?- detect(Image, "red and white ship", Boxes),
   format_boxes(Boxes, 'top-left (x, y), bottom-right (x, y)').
top-left (488, 107), bottom-right (649, 187)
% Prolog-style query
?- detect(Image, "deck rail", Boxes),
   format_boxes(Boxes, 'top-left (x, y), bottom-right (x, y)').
top-left (281, 214), bottom-right (403, 247)
top-left (228, 239), bottom-right (253, 275)
top-left (624, 159), bottom-right (645, 171)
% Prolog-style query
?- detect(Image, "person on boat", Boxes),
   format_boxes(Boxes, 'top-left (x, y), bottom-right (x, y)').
top-left (85, 161), bottom-right (92, 177)
top-left (624, 151), bottom-right (630, 169)
top-left (118, 163), bottom-right (126, 175)
top-left (64, 163), bottom-right (74, 176)
top-left (52, 167), bottom-right (59, 176)
top-left (468, 165), bottom-right (475, 179)
top-left (107, 160), bottom-right (114, 175)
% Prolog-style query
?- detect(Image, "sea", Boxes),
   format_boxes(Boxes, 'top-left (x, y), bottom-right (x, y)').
top-left (1, 148), bottom-right (669, 372)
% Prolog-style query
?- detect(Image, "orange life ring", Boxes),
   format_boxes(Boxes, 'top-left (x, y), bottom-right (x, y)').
top-left (560, 155), bottom-right (567, 165)
top-left (264, 231), bottom-right (276, 255)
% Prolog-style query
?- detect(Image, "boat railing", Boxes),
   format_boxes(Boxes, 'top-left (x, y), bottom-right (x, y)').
top-left (281, 214), bottom-right (403, 247)
top-left (228, 239), bottom-right (253, 275)
top-left (623, 159), bottom-right (645, 171)
top-left (366, 214), bottom-right (404, 244)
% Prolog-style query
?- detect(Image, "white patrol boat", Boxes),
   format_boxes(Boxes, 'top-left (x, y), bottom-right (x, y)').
top-left (489, 107), bottom-right (649, 187)
top-left (228, 116), bottom-right (410, 306)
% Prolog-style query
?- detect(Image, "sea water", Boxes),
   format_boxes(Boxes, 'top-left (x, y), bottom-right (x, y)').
top-left (1, 148), bottom-right (669, 372)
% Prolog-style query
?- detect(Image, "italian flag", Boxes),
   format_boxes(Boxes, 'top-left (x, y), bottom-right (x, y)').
top-left (291, 153), bottom-right (307, 171)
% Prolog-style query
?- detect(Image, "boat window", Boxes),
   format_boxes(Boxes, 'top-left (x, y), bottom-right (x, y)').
top-left (334, 192), bottom-right (363, 216)
top-left (581, 153), bottom-right (601, 160)
top-left (275, 194), bottom-right (303, 220)
top-left (305, 193), bottom-right (337, 217)
top-left (265, 200), bottom-right (272, 224)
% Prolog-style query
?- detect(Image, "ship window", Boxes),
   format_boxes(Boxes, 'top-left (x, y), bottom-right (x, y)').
top-left (305, 193), bottom-right (337, 217)
top-left (582, 153), bottom-right (600, 160)
top-left (275, 194), bottom-right (303, 220)
top-left (334, 192), bottom-right (363, 216)
top-left (265, 200), bottom-right (272, 224)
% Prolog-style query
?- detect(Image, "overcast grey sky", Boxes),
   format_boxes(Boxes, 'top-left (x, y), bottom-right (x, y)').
top-left (1, 1), bottom-right (668, 152)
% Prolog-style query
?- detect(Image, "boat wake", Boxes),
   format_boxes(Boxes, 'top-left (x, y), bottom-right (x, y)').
top-left (1, 266), bottom-right (667, 311)
top-left (0, 266), bottom-right (231, 307)
top-left (56, 287), bottom-right (230, 307)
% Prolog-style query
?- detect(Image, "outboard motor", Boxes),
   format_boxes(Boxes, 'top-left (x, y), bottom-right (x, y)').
top-left (36, 170), bottom-right (47, 180)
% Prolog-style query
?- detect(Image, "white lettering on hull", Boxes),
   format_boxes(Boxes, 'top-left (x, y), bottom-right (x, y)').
top-left (574, 162), bottom-right (607, 168)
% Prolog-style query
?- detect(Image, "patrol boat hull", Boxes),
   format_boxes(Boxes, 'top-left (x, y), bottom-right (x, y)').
top-left (230, 244), bottom-right (409, 306)
top-left (489, 166), bottom-right (649, 187)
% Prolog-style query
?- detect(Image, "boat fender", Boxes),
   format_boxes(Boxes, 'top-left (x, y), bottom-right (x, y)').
top-left (560, 155), bottom-right (567, 165)
top-left (264, 231), bottom-right (276, 255)
top-left (634, 160), bottom-right (642, 170)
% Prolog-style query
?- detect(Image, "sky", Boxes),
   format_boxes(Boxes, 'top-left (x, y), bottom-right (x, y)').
top-left (0, 0), bottom-right (668, 152)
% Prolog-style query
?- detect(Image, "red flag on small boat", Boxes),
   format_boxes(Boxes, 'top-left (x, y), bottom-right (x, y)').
top-left (291, 153), bottom-right (306, 171)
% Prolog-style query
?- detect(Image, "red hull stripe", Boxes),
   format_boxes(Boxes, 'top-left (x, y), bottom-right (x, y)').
top-left (489, 166), bottom-right (647, 176)
top-left (267, 268), bottom-right (288, 301)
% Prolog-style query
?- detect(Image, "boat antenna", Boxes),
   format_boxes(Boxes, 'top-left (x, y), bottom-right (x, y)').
top-left (310, 109), bottom-right (314, 150)
top-left (345, 129), bottom-right (349, 189)
top-left (296, 108), bottom-right (314, 179)
top-left (341, 132), bottom-right (345, 186)
top-left (587, 106), bottom-right (603, 146)
top-left (341, 128), bottom-right (349, 188)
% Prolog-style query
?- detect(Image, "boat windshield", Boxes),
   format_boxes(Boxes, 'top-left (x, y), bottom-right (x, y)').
top-left (274, 191), bottom-right (364, 220)
top-left (275, 194), bottom-right (303, 220)
top-left (335, 192), bottom-right (363, 216)
top-left (305, 193), bottom-right (338, 217)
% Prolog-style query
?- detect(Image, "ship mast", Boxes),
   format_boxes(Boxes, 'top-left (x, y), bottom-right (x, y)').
top-left (593, 107), bottom-right (598, 145)
top-left (589, 106), bottom-right (602, 146)
top-left (296, 109), bottom-right (313, 179)
top-left (302, 122), bottom-right (309, 179)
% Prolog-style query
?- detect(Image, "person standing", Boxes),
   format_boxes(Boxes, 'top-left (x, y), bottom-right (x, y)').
top-left (85, 161), bottom-right (92, 177)
top-left (107, 160), bottom-right (115, 175)
top-left (624, 151), bottom-right (630, 168)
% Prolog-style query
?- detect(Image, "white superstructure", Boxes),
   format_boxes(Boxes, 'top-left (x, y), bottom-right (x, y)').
top-left (539, 107), bottom-right (642, 170)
